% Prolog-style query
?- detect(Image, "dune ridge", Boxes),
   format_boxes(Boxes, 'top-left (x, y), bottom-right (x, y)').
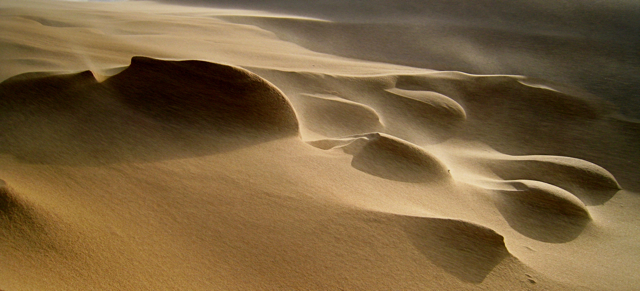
top-left (253, 68), bottom-right (640, 191)
top-left (310, 133), bottom-right (451, 183)
top-left (105, 56), bottom-right (299, 136)
top-left (494, 179), bottom-right (592, 243)
top-left (294, 93), bottom-right (383, 137)
top-left (0, 56), bottom-right (299, 165)
top-left (489, 155), bottom-right (621, 205)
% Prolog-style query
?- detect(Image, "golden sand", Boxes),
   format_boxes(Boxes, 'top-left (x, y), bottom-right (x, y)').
top-left (1, 0), bottom-right (639, 290)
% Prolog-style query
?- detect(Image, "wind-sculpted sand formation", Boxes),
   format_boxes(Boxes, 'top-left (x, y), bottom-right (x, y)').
top-left (1, 0), bottom-right (639, 290)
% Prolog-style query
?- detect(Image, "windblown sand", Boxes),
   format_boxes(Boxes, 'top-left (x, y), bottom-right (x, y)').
top-left (1, 0), bottom-right (639, 290)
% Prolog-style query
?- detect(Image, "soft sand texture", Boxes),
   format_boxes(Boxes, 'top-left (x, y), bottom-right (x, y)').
top-left (1, 0), bottom-right (640, 290)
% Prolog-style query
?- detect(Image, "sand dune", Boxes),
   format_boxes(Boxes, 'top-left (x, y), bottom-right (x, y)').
top-left (0, 56), bottom-right (298, 165)
top-left (495, 179), bottom-right (591, 243)
top-left (341, 133), bottom-right (451, 183)
top-left (1, 0), bottom-right (640, 290)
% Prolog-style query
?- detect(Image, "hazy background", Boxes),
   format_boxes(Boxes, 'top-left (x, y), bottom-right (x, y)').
top-left (154, 0), bottom-right (640, 118)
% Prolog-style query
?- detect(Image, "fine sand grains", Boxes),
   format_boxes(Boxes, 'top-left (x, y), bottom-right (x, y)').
top-left (1, 0), bottom-right (640, 290)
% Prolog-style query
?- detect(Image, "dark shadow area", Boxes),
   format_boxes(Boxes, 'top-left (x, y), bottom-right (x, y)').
top-left (0, 57), bottom-right (299, 166)
top-left (401, 216), bottom-right (510, 283)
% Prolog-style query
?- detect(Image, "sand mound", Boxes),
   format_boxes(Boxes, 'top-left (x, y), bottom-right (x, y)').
top-left (495, 180), bottom-right (591, 243)
top-left (379, 86), bottom-right (466, 142)
top-left (260, 67), bottom-right (638, 193)
top-left (1, 69), bottom-right (98, 105)
top-left (396, 74), bottom-right (608, 119)
top-left (489, 155), bottom-right (620, 205)
top-left (0, 70), bottom-right (104, 163)
top-left (385, 87), bottom-right (466, 121)
top-left (254, 70), bottom-right (469, 143)
top-left (0, 56), bottom-right (299, 164)
top-left (501, 180), bottom-right (590, 218)
top-left (104, 56), bottom-right (298, 135)
top-left (313, 133), bottom-right (451, 183)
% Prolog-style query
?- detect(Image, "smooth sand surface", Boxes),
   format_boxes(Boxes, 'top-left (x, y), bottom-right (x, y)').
top-left (1, 0), bottom-right (639, 290)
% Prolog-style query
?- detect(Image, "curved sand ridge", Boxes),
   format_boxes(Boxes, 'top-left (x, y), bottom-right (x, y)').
top-left (384, 87), bottom-right (466, 123)
top-left (294, 93), bottom-right (383, 137)
top-left (379, 87), bottom-right (467, 143)
top-left (257, 66), bottom-right (633, 276)
top-left (0, 56), bottom-right (299, 164)
top-left (446, 146), bottom-right (623, 202)
top-left (257, 67), bottom-right (637, 191)
top-left (255, 69), bottom-right (469, 143)
top-left (499, 180), bottom-right (589, 218)
top-left (218, 11), bottom-right (640, 120)
top-left (442, 144), bottom-right (620, 241)
top-left (349, 133), bottom-right (451, 183)
top-left (489, 155), bottom-right (621, 205)
top-left (494, 180), bottom-right (591, 243)
top-left (104, 56), bottom-right (298, 134)
top-left (311, 133), bottom-right (451, 183)
top-left (395, 73), bottom-right (609, 120)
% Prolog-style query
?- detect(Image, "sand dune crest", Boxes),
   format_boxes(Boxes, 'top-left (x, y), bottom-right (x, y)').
top-left (345, 133), bottom-right (450, 183)
top-left (0, 57), bottom-right (300, 164)
top-left (500, 180), bottom-right (589, 218)
top-left (104, 56), bottom-right (299, 135)
top-left (495, 180), bottom-right (591, 243)
top-left (384, 87), bottom-right (466, 121)
top-left (295, 93), bottom-right (383, 137)
top-left (309, 133), bottom-right (450, 183)
top-left (380, 86), bottom-right (466, 142)
top-left (489, 155), bottom-right (620, 205)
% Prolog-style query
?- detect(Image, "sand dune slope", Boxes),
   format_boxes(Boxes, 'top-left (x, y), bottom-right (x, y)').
top-left (1, 0), bottom-right (639, 290)
top-left (0, 55), bottom-right (636, 290)
top-left (0, 56), bottom-right (298, 165)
